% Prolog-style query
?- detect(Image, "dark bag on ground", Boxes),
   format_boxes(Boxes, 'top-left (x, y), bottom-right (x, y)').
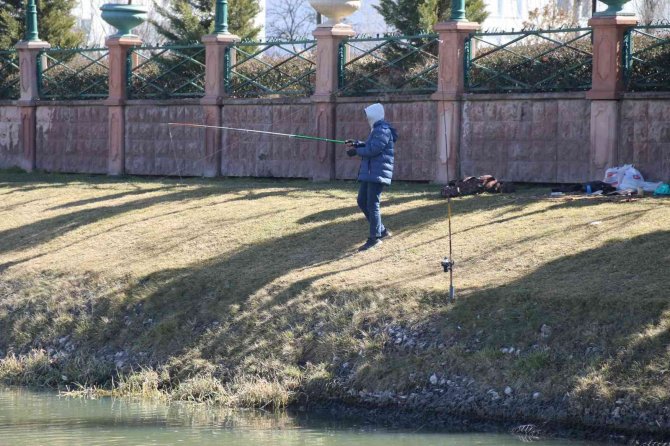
top-left (582, 181), bottom-right (616, 194)
top-left (440, 175), bottom-right (515, 198)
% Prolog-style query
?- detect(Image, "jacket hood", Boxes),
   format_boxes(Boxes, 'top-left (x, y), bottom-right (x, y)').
top-left (365, 103), bottom-right (385, 129)
top-left (373, 120), bottom-right (398, 143)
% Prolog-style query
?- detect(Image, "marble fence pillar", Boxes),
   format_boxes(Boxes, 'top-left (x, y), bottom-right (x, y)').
top-left (311, 24), bottom-right (355, 181)
top-left (105, 35), bottom-right (142, 175)
top-left (15, 39), bottom-right (50, 172)
top-left (587, 14), bottom-right (638, 178)
top-left (201, 33), bottom-right (240, 177)
top-left (431, 20), bottom-right (480, 184)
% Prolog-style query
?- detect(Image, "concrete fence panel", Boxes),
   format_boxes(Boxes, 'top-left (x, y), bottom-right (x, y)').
top-left (461, 94), bottom-right (591, 183)
top-left (221, 100), bottom-right (316, 179)
top-left (619, 95), bottom-right (670, 181)
top-left (125, 102), bottom-right (205, 176)
top-left (0, 105), bottom-right (21, 169)
top-left (36, 103), bottom-right (108, 174)
top-left (335, 97), bottom-right (437, 181)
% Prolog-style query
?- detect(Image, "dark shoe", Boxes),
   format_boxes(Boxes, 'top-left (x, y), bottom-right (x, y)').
top-left (359, 238), bottom-right (382, 251)
top-left (378, 229), bottom-right (392, 240)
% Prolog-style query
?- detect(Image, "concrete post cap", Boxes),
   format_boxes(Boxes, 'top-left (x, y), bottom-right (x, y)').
top-left (433, 21), bottom-right (480, 32)
top-left (202, 33), bottom-right (241, 44)
top-left (14, 40), bottom-right (50, 50)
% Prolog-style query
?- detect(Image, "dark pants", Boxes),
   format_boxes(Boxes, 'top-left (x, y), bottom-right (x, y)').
top-left (357, 181), bottom-right (386, 239)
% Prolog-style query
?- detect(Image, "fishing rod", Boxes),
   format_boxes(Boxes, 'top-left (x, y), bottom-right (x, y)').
top-left (167, 123), bottom-right (348, 145)
top-left (439, 109), bottom-right (456, 303)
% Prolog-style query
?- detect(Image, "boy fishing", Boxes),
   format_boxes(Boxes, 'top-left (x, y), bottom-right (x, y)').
top-left (346, 103), bottom-right (398, 251)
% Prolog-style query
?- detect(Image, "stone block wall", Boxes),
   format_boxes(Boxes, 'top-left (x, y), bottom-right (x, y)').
top-left (2, 95), bottom-right (668, 183)
top-left (221, 100), bottom-right (316, 178)
top-left (335, 98), bottom-right (437, 181)
top-left (461, 94), bottom-right (591, 183)
top-left (0, 105), bottom-right (21, 169)
top-left (125, 102), bottom-right (205, 176)
top-left (619, 96), bottom-right (670, 182)
top-left (36, 104), bottom-right (108, 174)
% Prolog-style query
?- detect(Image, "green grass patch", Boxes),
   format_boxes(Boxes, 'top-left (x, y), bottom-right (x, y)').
top-left (0, 172), bottom-right (669, 417)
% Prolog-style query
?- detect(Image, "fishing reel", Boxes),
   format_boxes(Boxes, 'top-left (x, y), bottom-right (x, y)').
top-left (441, 257), bottom-right (454, 273)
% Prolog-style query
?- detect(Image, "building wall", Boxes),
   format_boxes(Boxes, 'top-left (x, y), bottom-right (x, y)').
top-left (0, 104), bottom-right (21, 170)
top-left (125, 102), bottom-right (205, 176)
top-left (461, 94), bottom-right (592, 183)
top-left (35, 104), bottom-right (108, 174)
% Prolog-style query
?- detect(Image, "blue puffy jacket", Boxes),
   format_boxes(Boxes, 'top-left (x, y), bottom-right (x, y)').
top-left (356, 120), bottom-right (398, 185)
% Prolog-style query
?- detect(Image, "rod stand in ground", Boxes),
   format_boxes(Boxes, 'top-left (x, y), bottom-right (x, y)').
top-left (441, 255), bottom-right (455, 301)
top-left (439, 178), bottom-right (455, 302)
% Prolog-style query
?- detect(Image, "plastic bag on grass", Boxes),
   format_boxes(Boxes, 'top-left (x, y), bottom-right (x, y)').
top-left (643, 181), bottom-right (662, 192)
top-left (603, 165), bottom-right (631, 189)
top-left (619, 165), bottom-right (644, 191)
top-left (654, 184), bottom-right (670, 196)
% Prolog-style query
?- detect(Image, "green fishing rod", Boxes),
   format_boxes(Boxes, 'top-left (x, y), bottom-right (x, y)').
top-left (167, 122), bottom-right (348, 145)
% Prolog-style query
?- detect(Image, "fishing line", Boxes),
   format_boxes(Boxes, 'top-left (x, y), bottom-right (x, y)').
top-left (141, 105), bottom-right (324, 185)
top-left (167, 124), bottom-right (183, 182)
top-left (167, 122), bottom-right (348, 145)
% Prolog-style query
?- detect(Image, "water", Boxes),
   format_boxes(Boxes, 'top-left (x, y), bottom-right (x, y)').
top-left (0, 388), bottom-right (605, 446)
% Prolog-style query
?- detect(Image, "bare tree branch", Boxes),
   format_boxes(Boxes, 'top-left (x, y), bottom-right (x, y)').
top-left (634, 0), bottom-right (663, 25)
top-left (266, 0), bottom-right (316, 41)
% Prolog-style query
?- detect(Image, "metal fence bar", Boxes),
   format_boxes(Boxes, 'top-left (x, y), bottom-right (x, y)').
top-left (338, 34), bottom-right (439, 96)
top-left (37, 48), bottom-right (110, 100)
top-left (624, 26), bottom-right (670, 91)
top-left (465, 28), bottom-right (593, 93)
top-left (127, 44), bottom-right (206, 100)
top-left (0, 50), bottom-right (20, 100)
top-left (225, 40), bottom-right (317, 98)
top-left (473, 27), bottom-right (591, 37)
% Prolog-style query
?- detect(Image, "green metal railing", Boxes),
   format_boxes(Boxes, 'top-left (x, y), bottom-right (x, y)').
top-left (225, 40), bottom-right (317, 98)
top-left (465, 28), bottom-right (593, 93)
top-left (624, 25), bottom-right (670, 92)
top-left (38, 48), bottom-right (109, 100)
top-left (127, 44), bottom-right (206, 100)
top-left (338, 34), bottom-right (439, 96)
top-left (0, 50), bottom-right (20, 100)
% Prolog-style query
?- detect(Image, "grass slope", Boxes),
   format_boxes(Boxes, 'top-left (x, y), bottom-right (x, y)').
top-left (0, 172), bottom-right (669, 431)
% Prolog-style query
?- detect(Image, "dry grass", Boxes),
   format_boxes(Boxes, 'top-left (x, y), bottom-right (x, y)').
top-left (0, 171), bottom-right (669, 413)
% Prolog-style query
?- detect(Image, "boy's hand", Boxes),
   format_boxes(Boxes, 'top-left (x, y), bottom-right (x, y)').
top-left (346, 148), bottom-right (358, 157)
top-left (345, 139), bottom-right (365, 148)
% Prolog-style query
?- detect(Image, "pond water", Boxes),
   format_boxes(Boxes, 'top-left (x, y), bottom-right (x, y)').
top-left (0, 388), bottom-right (607, 446)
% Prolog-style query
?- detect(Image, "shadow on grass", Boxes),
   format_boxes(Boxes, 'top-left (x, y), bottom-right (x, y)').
top-left (47, 186), bottom-right (180, 211)
top-left (134, 229), bottom-right (670, 426)
top-left (0, 187), bottom-right (223, 257)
